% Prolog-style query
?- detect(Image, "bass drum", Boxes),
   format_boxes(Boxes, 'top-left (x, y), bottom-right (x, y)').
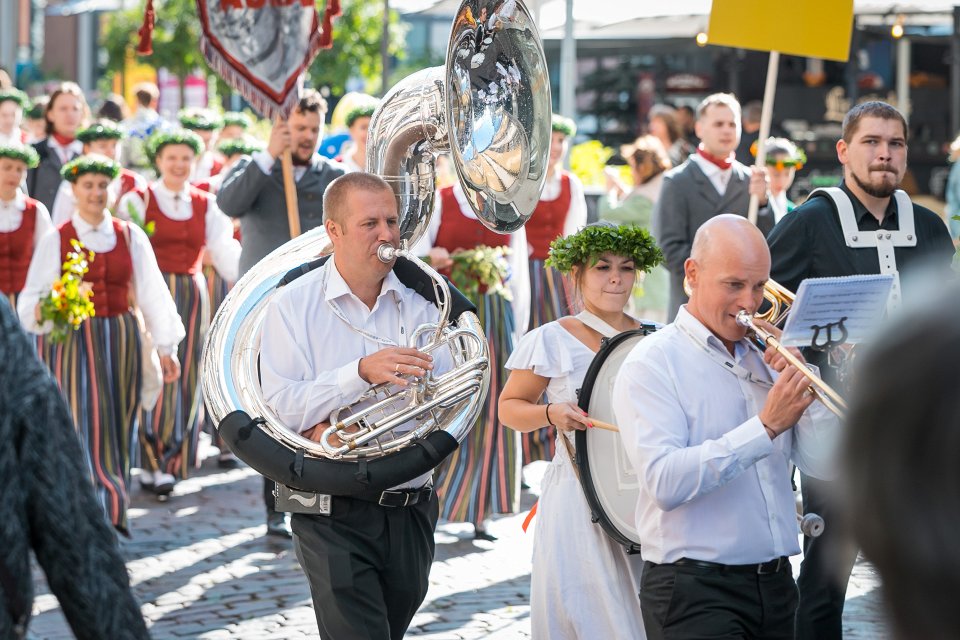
top-left (574, 327), bottom-right (658, 553)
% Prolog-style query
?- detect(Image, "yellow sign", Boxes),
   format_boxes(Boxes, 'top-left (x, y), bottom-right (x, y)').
top-left (707, 0), bottom-right (854, 62)
top-left (112, 48), bottom-right (158, 113)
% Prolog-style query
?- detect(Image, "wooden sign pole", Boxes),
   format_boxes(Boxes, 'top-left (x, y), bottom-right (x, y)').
top-left (748, 50), bottom-right (780, 225)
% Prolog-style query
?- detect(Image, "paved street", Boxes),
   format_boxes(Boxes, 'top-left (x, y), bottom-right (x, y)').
top-left (30, 448), bottom-right (890, 639)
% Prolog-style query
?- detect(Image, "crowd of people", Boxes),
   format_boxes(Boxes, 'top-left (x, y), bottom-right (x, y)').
top-left (2, 68), bottom-right (958, 640)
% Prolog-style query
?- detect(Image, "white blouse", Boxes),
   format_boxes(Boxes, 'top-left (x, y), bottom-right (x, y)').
top-left (117, 181), bottom-right (241, 283)
top-left (17, 211), bottom-right (186, 354)
top-left (50, 171), bottom-right (149, 226)
top-left (0, 192), bottom-right (54, 244)
top-left (411, 182), bottom-right (530, 340)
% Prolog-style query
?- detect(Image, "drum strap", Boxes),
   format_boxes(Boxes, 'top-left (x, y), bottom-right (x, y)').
top-left (575, 310), bottom-right (625, 338)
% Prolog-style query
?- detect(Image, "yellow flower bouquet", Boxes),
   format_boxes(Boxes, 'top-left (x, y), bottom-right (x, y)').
top-left (39, 239), bottom-right (96, 343)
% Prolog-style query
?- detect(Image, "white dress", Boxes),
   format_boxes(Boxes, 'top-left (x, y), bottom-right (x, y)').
top-left (505, 321), bottom-right (646, 640)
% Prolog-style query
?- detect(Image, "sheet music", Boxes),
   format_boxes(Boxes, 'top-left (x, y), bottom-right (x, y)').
top-left (780, 274), bottom-right (894, 347)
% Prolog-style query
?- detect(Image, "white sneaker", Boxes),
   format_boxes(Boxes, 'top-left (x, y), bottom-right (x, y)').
top-left (152, 470), bottom-right (176, 495)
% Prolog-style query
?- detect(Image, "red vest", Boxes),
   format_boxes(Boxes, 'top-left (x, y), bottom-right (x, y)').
top-left (59, 218), bottom-right (132, 317)
top-left (210, 159), bottom-right (224, 177)
top-left (139, 186), bottom-right (207, 275)
top-left (0, 199), bottom-right (39, 295)
top-left (433, 186), bottom-right (509, 286)
top-left (113, 169), bottom-right (141, 211)
top-left (525, 173), bottom-right (572, 260)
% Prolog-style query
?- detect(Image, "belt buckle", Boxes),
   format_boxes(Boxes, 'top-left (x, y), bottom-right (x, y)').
top-left (378, 490), bottom-right (397, 507)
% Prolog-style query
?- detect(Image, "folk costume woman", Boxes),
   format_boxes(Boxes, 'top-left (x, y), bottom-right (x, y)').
top-left (0, 88), bottom-right (29, 146)
top-left (18, 154), bottom-right (185, 533)
top-left (118, 130), bottom-right (240, 490)
top-left (179, 109), bottom-right (225, 183)
top-left (336, 101), bottom-right (378, 173)
top-left (50, 120), bottom-right (147, 225)
top-left (499, 222), bottom-right (663, 639)
top-left (413, 182), bottom-right (530, 539)
top-left (0, 143), bottom-right (53, 308)
top-left (521, 114), bottom-right (588, 464)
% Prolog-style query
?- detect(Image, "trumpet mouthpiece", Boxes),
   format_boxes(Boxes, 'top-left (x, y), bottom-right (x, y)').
top-left (735, 310), bottom-right (753, 328)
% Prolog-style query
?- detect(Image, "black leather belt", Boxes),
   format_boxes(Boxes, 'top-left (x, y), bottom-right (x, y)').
top-left (350, 486), bottom-right (433, 508)
top-left (671, 556), bottom-right (790, 575)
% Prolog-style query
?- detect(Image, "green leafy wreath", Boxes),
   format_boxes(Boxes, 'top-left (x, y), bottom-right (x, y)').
top-left (546, 223), bottom-right (664, 275)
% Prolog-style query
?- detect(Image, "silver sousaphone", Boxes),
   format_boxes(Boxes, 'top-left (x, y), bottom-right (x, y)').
top-left (200, 0), bottom-right (551, 494)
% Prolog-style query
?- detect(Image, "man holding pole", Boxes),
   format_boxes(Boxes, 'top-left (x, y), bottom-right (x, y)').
top-left (217, 89), bottom-right (346, 537)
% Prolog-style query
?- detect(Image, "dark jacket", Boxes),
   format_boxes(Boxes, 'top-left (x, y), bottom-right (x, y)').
top-left (0, 298), bottom-right (150, 640)
top-left (25, 139), bottom-right (69, 212)
top-left (217, 153), bottom-right (346, 276)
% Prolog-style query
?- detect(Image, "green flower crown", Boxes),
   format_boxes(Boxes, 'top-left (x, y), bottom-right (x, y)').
top-left (146, 129), bottom-right (204, 162)
top-left (345, 103), bottom-right (378, 128)
top-left (178, 109), bottom-right (223, 131)
top-left (60, 154), bottom-right (121, 182)
top-left (765, 148), bottom-right (807, 169)
top-left (546, 223), bottom-right (664, 275)
top-left (0, 89), bottom-right (30, 109)
top-left (0, 144), bottom-right (40, 168)
top-left (218, 138), bottom-right (263, 157)
top-left (77, 122), bottom-right (124, 143)
top-left (27, 100), bottom-right (45, 120)
top-left (222, 111), bottom-right (252, 129)
top-left (551, 114), bottom-right (576, 138)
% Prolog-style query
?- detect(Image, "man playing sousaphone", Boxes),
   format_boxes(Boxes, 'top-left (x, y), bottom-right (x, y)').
top-left (258, 173), bottom-right (456, 639)
top-left (613, 215), bottom-right (839, 639)
top-left (499, 221), bottom-right (662, 639)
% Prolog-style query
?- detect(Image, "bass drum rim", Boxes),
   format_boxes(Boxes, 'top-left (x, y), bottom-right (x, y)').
top-left (575, 327), bottom-right (657, 553)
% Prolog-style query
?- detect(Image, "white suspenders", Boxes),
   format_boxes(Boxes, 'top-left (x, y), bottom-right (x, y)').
top-left (810, 187), bottom-right (916, 311)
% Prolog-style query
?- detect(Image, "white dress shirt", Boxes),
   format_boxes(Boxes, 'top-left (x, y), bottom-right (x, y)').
top-left (411, 183), bottom-right (530, 341)
top-left (252, 149), bottom-right (309, 182)
top-left (0, 192), bottom-right (53, 243)
top-left (50, 171), bottom-right (149, 226)
top-left (259, 257), bottom-right (454, 489)
top-left (613, 306), bottom-right (837, 565)
top-left (191, 150), bottom-right (220, 182)
top-left (117, 181), bottom-right (241, 283)
top-left (17, 211), bottom-right (186, 354)
top-left (0, 130), bottom-right (25, 146)
top-left (46, 137), bottom-right (83, 165)
top-left (690, 152), bottom-right (732, 197)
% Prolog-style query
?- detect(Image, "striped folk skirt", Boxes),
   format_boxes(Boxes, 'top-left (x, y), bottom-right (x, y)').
top-left (140, 272), bottom-right (210, 479)
top-left (522, 259), bottom-right (576, 464)
top-left (201, 264), bottom-right (231, 440)
top-left (434, 292), bottom-right (521, 525)
top-left (44, 312), bottom-right (142, 534)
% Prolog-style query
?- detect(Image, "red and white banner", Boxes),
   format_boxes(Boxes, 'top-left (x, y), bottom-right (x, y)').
top-left (195, 0), bottom-right (340, 119)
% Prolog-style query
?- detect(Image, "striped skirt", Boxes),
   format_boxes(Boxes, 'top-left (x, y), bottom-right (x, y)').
top-left (435, 292), bottom-right (521, 525)
top-left (522, 259), bottom-right (577, 464)
top-left (44, 312), bottom-right (141, 534)
top-left (201, 264), bottom-right (231, 440)
top-left (140, 272), bottom-right (210, 479)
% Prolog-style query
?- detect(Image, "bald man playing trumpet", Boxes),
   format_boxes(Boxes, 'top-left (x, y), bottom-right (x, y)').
top-left (613, 215), bottom-right (839, 640)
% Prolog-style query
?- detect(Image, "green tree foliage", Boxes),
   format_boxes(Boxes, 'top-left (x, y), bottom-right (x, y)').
top-left (100, 0), bottom-right (407, 98)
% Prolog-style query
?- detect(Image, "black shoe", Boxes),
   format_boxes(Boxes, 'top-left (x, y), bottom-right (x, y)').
top-left (474, 528), bottom-right (498, 542)
top-left (217, 453), bottom-right (240, 469)
top-left (266, 512), bottom-right (292, 539)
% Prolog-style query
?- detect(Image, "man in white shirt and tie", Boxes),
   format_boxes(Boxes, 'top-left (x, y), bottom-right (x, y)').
top-left (259, 172), bottom-right (451, 640)
top-left (613, 214), bottom-right (838, 639)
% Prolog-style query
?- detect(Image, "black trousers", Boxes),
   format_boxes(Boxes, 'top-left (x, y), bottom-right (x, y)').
top-left (291, 493), bottom-right (439, 640)
top-left (263, 477), bottom-right (276, 513)
top-left (795, 473), bottom-right (860, 640)
top-left (641, 561), bottom-right (799, 640)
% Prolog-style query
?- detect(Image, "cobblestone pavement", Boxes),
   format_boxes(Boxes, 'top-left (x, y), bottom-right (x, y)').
top-left (29, 453), bottom-right (889, 639)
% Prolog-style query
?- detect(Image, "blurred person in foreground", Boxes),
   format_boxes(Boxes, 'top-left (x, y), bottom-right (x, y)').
top-left (842, 285), bottom-right (960, 640)
top-left (0, 296), bottom-right (149, 640)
